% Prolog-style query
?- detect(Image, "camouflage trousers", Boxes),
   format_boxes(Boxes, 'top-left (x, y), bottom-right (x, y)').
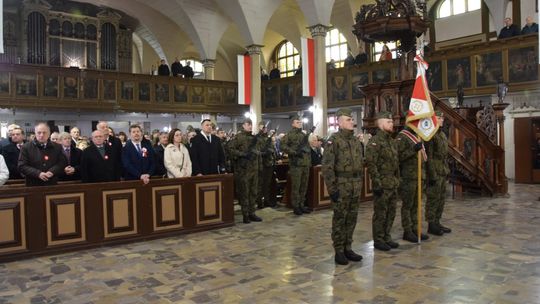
top-left (372, 189), bottom-right (398, 243)
top-left (332, 177), bottom-right (363, 251)
top-left (256, 165), bottom-right (275, 207)
top-left (399, 179), bottom-right (425, 233)
top-left (235, 168), bottom-right (258, 216)
top-left (426, 177), bottom-right (446, 223)
top-left (289, 166), bottom-right (309, 209)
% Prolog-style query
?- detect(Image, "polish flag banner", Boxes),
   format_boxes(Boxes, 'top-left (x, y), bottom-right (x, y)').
top-left (237, 54), bottom-right (251, 105)
top-left (301, 37), bottom-right (315, 96)
top-left (406, 54), bottom-right (439, 141)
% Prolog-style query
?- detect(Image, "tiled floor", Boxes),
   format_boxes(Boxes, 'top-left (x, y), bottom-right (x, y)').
top-left (1, 182), bottom-right (539, 304)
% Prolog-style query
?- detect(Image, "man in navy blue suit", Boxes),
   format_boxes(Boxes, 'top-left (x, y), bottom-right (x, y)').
top-left (122, 124), bottom-right (155, 184)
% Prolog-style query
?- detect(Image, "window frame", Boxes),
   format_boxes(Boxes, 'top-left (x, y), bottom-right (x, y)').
top-left (325, 28), bottom-right (349, 68)
top-left (437, 0), bottom-right (481, 19)
top-left (274, 40), bottom-right (300, 78)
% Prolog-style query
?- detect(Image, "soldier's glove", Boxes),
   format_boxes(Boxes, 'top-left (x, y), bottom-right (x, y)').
top-left (373, 188), bottom-right (384, 197)
top-left (414, 143), bottom-right (423, 152)
top-left (330, 191), bottom-right (340, 202)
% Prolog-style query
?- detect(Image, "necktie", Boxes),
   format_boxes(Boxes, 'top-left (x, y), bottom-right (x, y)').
top-left (206, 134), bottom-right (211, 143)
top-left (64, 148), bottom-right (71, 164)
top-left (136, 143), bottom-right (141, 154)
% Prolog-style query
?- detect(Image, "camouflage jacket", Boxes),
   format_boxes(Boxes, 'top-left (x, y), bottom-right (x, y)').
top-left (281, 128), bottom-right (310, 167)
top-left (256, 131), bottom-right (275, 168)
top-left (396, 129), bottom-right (426, 181)
top-left (227, 130), bottom-right (258, 171)
top-left (426, 130), bottom-right (449, 178)
top-left (322, 129), bottom-right (364, 195)
top-left (365, 129), bottom-right (399, 190)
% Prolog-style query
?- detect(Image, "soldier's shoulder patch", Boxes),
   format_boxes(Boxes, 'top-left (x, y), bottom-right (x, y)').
top-left (371, 142), bottom-right (377, 146)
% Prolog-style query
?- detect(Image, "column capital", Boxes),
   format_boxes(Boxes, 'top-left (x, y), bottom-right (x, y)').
top-left (202, 59), bottom-right (216, 68)
top-left (308, 24), bottom-right (331, 37)
top-left (246, 44), bottom-right (264, 55)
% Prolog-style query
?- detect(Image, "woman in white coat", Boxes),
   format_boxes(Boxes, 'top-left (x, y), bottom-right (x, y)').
top-left (164, 128), bottom-right (192, 178)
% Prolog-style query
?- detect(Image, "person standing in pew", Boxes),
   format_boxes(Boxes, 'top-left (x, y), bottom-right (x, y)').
top-left (322, 108), bottom-right (364, 265)
top-left (122, 125), bottom-right (155, 185)
top-left (81, 130), bottom-right (116, 183)
top-left (58, 132), bottom-right (82, 181)
top-left (18, 122), bottom-right (67, 187)
top-left (190, 119), bottom-right (226, 176)
top-left (1, 127), bottom-right (25, 180)
top-left (96, 121), bottom-right (123, 181)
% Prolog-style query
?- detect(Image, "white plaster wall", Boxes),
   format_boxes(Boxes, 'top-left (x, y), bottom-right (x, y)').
top-left (520, 0), bottom-right (539, 27)
top-left (434, 10), bottom-right (482, 42)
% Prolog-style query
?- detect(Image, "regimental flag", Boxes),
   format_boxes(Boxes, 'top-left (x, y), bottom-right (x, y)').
top-left (301, 37), bottom-right (315, 96)
top-left (237, 54), bottom-right (251, 105)
top-left (405, 54), bottom-right (439, 141)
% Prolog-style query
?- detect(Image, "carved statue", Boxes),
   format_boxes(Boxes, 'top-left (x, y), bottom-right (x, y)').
top-left (497, 78), bottom-right (508, 103)
top-left (457, 84), bottom-right (464, 107)
top-left (385, 95), bottom-right (393, 114)
top-left (356, 0), bottom-right (420, 21)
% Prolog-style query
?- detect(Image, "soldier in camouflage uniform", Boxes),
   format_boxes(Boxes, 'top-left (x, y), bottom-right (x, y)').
top-left (426, 111), bottom-right (451, 235)
top-left (281, 115), bottom-right (312, 215)
top-left (365, 111), bottom-right (400, 251)
top-left (322, 108), bottom-right (364, 265)
top-left (228, 118), bottom-right (262, 224)
top-left (256, 121), bottom-right (277, 208)
top-left (397, 127), bottom-right (429, 243)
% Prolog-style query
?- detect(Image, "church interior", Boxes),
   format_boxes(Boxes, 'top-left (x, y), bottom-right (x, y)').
top-left (0, 0), bottom-right (539, 303)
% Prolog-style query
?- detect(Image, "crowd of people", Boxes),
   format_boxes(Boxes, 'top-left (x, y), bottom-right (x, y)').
top-left (498, 16), bottom-right (538, 39)
top-left (153, 58), bottom-right (195, 78)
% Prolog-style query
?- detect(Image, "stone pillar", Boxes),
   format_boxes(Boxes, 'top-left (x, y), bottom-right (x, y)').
top-left (493, 102), bottom-right (509, 195)
top-left (246, 44), bottom-right (263, 129)
top-left (309, 24), bottom-right (330, 137)
top-left (202, 59), bottom-right (216, 80)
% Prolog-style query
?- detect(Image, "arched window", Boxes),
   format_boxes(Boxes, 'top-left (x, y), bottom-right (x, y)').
top-left (438, 0), bottom-right (481, 18)
top-left (180, 59), bottom-right (204, 78)
top-left (325, 28), bottom-right (348, 68)
top-left (275, 41), bottom-right (300, 78)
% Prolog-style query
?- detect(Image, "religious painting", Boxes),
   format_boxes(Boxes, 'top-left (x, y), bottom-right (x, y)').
top-left (83, 78), bottom-right (98, 99)
top-left (155, 83), bottom-right (169, 102)
top-left (139, 82), bottom-right (150, 102)
top-left (365, 97), bottom-right (377, 119)
top-left (426, 61), bottom-right (442, 92)
top-left (509, 46), bottom-right (538, 83)
top-left (192, 86), bottom-right (205, 103)
top-left (372, 69), bottom-right (391, 84)
top-left (0, 72), bottom-right (10, 94)
top-left (174, 84), bottom-right (188, 103)
top-left (380, 93), bottom-right (395, 115)
top-left (295, 82), bottom-right (311, 106)
top-left (280, 83), bottom-right (294, 107)
top-left (63, 76), bottom-right (78, 98)
top-left (103, 80), bottom-right (116, 100)
top-left (475, 52), bottom-right (502, 87)
top-left (42, 76), bottom-right (58, 98)
top-left (351, 72), bottom-right (369, 99)
top-left (447, 57), bottom-right (471, 89)
top-left (331, 75), bottom-right (348, 102)
top-left (223, 87), bottom-right (236, 104)
top-left (15, 74), bottom-right (37, 96)
top-left (207, 87), bottom-right (222, 104)
top-left (264, 85), bottom-right (278, 108)
top-left (121, 81), bottom-right (134, 101)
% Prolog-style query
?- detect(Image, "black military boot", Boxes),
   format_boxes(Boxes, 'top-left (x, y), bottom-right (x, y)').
top-left (386, 240), bottom-right (399, 249)
top-left (344, 249), bottom-right (363, 261)
top-left (301, 206), bottom-right (312, 214)
top-left (439, 223), bottom-right (452, 233)
top-left (293, 208), bottom-right (303, 215)
top-left (243, 215), bottom-right (251, 224)
top-left (413, 231), bottom-right (430, 240)
top-left (403, 231), bottom-right (418, 243)
top-left (374, 241), bottom-right (391, 251)
top-left (334, 251), bottom-right (349, 265)
top-left (428, 222), bottom-right (443, 235)
top-left (249, 214), bottom-right (262, 222)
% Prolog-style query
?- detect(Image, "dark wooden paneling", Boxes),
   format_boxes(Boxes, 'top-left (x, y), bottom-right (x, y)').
top-left (49, 197), bottom-right (82, 241)
top-left (105, 192), bottom-right (135, 234)
top-left (0, 201), bottom-right (22, 248)
top-left (515, 118), bottom-right (532, 183)
top-left (155, 187), bottom-right (181, 228)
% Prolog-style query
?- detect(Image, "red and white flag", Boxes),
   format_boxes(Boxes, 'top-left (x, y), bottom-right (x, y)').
top-left (406, 54), bottom-right (439, 141)
top-left (301, 37), bottom-right (315, 97)
top-left (237, 54), bottom-right (251, 105)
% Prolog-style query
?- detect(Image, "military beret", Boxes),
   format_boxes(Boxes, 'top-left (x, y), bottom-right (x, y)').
top-left (375, 111), bottom-right (393, 120)
top-left (435, 110), bottom-right (443, 117)
top-left (291, 114), bottom-right (301, 121)
top-left (243, 118), bottom-right (253, 124)
top-left (336, 108), bottom-right (353, 118)
top-left (258, 120), bottom-right (266, 126)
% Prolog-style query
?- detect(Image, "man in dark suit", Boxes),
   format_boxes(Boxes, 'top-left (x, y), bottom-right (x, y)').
top-left (190, 119), bottom-right (226, 176)
top-left (171, 57), bottom-right (183, 77)
top-left (1, 127), bottom-right (25, 180)
top-left (122, 124), bottom-right (155, 184)
top-left (81, 130), bottom-right (116, 183)
top-left (158, 59), bottom-right (170, 76)
top-left (70, 126), bottom-right (80, 148)
top-left (18, 123), bottom-right (67, 186)
top-left (58, 132), bottom-right (82, 181)
top-left (309, 134), bottom-right (323, 166)
top-left (153, 132), bottom-right (168, 177)
top-left (97, 121), bottom-right (123, 181)
top-left (498, 17), bottom-right (520, 39)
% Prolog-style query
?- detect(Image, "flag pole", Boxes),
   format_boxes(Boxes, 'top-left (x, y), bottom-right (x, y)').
top-left (417, 136), bottom-right (422, 244)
